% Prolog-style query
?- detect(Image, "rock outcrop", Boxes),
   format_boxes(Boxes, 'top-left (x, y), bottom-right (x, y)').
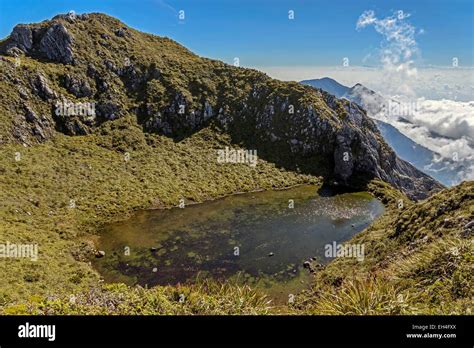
top-left (39, 23), bottom-right (74, 64)
top-left (1, 20), bottom-right (75, 64)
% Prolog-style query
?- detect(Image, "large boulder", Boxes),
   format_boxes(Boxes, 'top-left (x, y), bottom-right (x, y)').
top-left (39, 23), bottom-right (74, 64)
top-left (31, 74), bottom-right (57, 100)
top-left (9, 25), bottom-right (33, 52)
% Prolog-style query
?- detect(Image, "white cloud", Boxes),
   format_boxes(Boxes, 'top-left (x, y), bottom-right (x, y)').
top-left (356, 10), bottom-right (377, 29)
top-left (410, 99), bottom-right (474, 141)
top-left (373, 98), bottom-right (474, 182)
top-left (354, 8), bottom-right (473, 168)
top-left (356, 10), bottom-right (421, 96)
top-left (385, 109), bottom-right (473, 160)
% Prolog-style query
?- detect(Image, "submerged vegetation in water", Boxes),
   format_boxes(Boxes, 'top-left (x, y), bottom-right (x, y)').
top-left (1, 171), bottom-right (472, 315)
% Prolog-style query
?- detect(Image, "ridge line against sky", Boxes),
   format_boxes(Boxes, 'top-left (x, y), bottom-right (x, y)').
top-left (0, 0), bottom-right (473, 69)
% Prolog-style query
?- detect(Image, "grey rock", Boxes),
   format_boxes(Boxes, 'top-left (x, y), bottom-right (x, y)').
top-left (16, 103), bottom-right (54, 142)
top-left (443, 218), bottom-right (454, 228)
top-left (62, 74), bottom-right (92, 97)
top-left (31, 74), bottom-right (56, 100)
top-left (1, 20), bottom-right (74, 65)
top-left (96, 102), bottom-right (122, 121)
top-left (57, 118), bottom-right (90, 136)
top-left (8, 25), bottom-right (33, 52)
top-left (5, 46), bottom-right (23, 57)
top-left (18, 87), bottom-right (29, 100)
top-left (203, 101), bottom-right (213, 121)
top-left (464, 221), bottom-right (474, 230)
top-left (39, 23), bottom-right (74, 64)
top-left (460, 224), bottom-right (473, 238)
top-left (52, 11), bottom-right (77, 23)
top-left (95, 250), bottom-right (106, 258)
top-left (24, 105), bottom-right (38, 123)
top-left (31, 123), bottom-right (47, 140)
top-left (115, 28), bottom-right (127, 37)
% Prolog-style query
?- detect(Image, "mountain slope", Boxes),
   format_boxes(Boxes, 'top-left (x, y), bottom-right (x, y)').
top-left (375, 120), bottom-right (465, 186)
top-left (298, 180), bottom-right (473, 315)
top-left (0, 13), bottom-right (441, 199)
top-left (3, 180), bottom-right (472, 315)
top-left (301, 77), bottom-right (388, 116)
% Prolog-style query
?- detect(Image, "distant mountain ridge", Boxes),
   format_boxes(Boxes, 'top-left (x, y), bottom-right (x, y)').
top-left (300, 77), bottom-right (385, 115)
top-left (300, 77), bottom-right (463, 186)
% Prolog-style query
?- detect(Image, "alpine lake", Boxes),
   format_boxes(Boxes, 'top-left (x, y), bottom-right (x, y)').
top-left (93, 185), bottom-right (384, 304)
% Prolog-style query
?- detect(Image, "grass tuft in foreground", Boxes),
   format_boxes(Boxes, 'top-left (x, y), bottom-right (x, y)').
top-left (2, 279), bottom-right (272, 315)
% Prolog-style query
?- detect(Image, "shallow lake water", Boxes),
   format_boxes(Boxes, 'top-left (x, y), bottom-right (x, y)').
top-left (93, 185), bottom-right (384, 303)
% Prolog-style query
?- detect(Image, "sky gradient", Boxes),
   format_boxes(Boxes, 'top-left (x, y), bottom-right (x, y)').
top-left (0, 0), bottom-right (473, 68)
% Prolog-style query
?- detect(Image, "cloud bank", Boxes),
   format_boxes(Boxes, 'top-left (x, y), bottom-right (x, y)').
top-left (374, 98), bottom-right (473, 159)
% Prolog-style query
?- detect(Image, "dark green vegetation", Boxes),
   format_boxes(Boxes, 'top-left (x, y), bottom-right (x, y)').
top-left (0, 13), bottom-right (441, 199)
top-left (0, 13), bottom-right (471, 315)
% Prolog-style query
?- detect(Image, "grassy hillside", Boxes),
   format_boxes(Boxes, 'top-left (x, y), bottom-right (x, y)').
top-left (1, 173), bottom-right (471, 315)
top-left (0, 13), bottom-right (335, 144)
top-left (0, 13), bottom-right (470, 315)
top-left (0, 13), bottom-right (442, 199)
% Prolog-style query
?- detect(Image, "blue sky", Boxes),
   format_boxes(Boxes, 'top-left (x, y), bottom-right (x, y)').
top-left (0, 0), bottom-right (472, 67)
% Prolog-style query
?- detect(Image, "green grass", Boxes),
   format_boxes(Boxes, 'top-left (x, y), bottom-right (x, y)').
top-left (302, 276), bottom-right (413, 315)
top-left (1, 143), bottom-right (471, 315)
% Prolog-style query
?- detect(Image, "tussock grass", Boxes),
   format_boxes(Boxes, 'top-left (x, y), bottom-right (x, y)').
top-left (2, 279), bottom-right (272, 315)
top-left (0, 124), bottom-right (317, 308)
top-left (0, 12), bottom-right (471, 315)
top-left (305, 276), bottom-right (412, 315)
